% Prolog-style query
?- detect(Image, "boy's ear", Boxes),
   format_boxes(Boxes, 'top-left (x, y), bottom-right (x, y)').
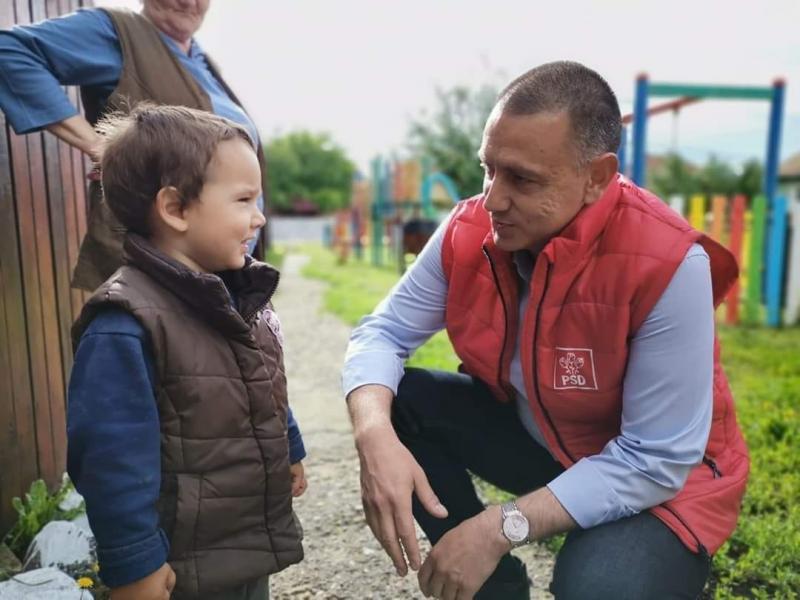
top-left (154, 186), bottom-right (189, 233)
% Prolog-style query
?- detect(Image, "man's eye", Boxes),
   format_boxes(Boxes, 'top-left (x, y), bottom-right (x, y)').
top-left (513, 173), bottom-right (534, 185)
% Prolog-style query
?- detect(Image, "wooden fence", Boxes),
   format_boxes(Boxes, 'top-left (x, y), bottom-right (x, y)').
top-left (0, 0), bottom-right (92, 534)
top-left (668, 193), bottom-right (800, 327)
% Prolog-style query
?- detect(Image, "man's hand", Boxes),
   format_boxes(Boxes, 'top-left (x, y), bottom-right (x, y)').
top-left (418, 507), bottom-right (507, 600)
top-left (356, 422), bottom-right (448, 576)
top-left (290, 461), bottom-right (308, 497)
top-left (109, 562), bottom-right (176, 600)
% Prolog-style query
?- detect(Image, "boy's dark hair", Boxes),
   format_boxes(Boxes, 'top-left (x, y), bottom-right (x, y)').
top-left (98, 103), bottom-right (254, 236)
top-left (499, 61), bottom-right (622, 166)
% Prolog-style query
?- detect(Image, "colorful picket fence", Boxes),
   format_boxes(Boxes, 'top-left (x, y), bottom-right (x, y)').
top-left (668, 193), bottom-right (799, 326)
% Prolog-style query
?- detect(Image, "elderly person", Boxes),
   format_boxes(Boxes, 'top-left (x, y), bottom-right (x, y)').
top-left (344, 62), bottom-right (749, 599)
top-left (0, 0), bottom-right (266, 291)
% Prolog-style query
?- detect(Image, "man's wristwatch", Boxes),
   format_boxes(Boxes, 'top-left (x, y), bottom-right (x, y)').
top-left (500, 501), bottom-right (531, 548)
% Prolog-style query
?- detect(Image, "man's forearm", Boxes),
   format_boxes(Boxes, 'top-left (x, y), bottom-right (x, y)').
top-left (347, 383), bottom-right (395, 442)
top-left (483, 486), bottom-right (577, 553)
top-left (46, 114), bottom-right (102, 159)
top-left (516, 486), bottom-right (577, 540)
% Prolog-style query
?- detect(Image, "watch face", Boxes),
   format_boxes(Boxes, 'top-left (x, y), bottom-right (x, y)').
top-left (502, 513), bottom-right (530, 542)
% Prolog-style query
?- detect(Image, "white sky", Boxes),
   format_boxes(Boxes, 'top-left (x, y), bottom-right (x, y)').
top-left (97, 0), bottom-right (799, 176)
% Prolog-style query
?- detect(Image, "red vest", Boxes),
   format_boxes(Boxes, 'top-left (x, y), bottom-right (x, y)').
top-left (442, 175), bottom-right (749, 554)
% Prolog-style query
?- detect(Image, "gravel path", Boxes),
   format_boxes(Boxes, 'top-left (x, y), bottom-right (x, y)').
top-left (269, 253), bottom-right (555, 599)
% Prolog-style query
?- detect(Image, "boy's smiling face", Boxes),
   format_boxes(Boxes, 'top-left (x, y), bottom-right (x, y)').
top-left (159, 138), bottom-right (265, 273)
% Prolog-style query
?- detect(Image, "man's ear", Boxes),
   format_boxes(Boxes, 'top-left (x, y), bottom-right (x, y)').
top-left (154, 186), bottom-right (189, 233)
top-left (583, 152), bottom-right (619, 205)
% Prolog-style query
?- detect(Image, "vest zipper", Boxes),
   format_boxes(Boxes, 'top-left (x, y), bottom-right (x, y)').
top-left (242, 270), bottom-right (281, 324)
top-left (702, 456), bottom-right (722, 478)
top-left (662, 504), bottom-right (710, 558)
top-left (531, 262), bottom-right (576, 463)
top-left (482, 246), bottom-right (515, 402)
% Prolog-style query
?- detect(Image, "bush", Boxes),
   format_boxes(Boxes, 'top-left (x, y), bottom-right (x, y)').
top-left (3, 477), bottom-right (85, 559)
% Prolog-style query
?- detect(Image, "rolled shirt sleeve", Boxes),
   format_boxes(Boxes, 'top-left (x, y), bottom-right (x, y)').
top-left (0, 9), bottom-right (121, 133)
top-left (547, 245), bottom-right (715, 528)
top-left (287, 407), bottom-right (306, 463)
top-left (342, 215), bottom-right (450, 397)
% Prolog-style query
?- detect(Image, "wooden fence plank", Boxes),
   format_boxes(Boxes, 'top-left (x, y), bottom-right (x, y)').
top-left (10, 0), bottom-right (59, 489)
top-left (726, 195), bottom-right (746, 325)
top-left (745, 196), bottom-right (767, 325)
top-left (765, 196), bottom-right (789, 327)
top-left (0, 0), bottom-right (39, 533)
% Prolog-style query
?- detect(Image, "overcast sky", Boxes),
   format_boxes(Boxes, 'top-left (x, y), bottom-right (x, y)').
top-left (97, 0), bottom-right (799, 177)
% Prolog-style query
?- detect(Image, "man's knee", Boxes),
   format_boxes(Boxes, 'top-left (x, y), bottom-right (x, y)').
top-left (549, 515), bottom-right (709, 600)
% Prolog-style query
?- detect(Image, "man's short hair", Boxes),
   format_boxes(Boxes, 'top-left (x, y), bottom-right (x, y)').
top-left (98, 103), bottom-right (254, 236)
top-left (499, 61), bottom-right (622, 165)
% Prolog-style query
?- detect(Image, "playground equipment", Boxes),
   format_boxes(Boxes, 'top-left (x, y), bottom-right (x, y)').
top-left (331, 157), bottom-right (461, 271)
top-left (620, 75), bottom-right (796, 327)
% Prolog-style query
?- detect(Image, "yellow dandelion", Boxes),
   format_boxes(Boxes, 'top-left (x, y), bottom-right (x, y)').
top-left (91, 563), bottom-right (100, 573)
top-left (76, 577), bottom-right (94, 589)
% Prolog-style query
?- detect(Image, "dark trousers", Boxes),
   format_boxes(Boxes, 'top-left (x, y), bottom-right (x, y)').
top-left (392, 368), bottom-right (710, 600)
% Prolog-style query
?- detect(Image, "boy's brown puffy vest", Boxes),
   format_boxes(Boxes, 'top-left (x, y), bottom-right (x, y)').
top-left (72, 235), bottom-right (303, 597)
top-left (74, 8), bottom-right (268, 291)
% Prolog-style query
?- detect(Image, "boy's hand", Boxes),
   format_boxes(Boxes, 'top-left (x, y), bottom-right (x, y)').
top-left (290, 461), bottom-right (308, 497)
top-left (110, 562), bottom-right (176, 600)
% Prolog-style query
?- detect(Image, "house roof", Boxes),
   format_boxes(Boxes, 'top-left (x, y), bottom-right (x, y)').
top-left (780, 152), bottom-right (800, 180)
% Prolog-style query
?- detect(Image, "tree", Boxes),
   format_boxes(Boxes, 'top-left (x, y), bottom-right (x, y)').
top-left (651, 153), bottom-right (700, 198)
top-left (737, 159), bottom-right (764, 199)
top-left (264, 131), bottom-right (355, 214)
top-left (651, 153), bottom-right (764, 199)
top-left (407, 84), bottom-right (498, 198)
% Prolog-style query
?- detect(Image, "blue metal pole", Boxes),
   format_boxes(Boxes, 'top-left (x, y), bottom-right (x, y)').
top-left (765, 195), bottom-right (788, 326)
top-left (617, 125), bottom-right (628, 177)
top-left (764, 79), bottom-right (786, 205)
top-left (631, 74), bottom-right (649, 186)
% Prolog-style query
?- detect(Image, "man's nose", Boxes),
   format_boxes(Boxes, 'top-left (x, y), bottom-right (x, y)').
top-left (483, 178), bottom-right (508, 212)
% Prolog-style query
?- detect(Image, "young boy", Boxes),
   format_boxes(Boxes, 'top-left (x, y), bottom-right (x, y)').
top-left (67, 104), bottom-right (306, 600)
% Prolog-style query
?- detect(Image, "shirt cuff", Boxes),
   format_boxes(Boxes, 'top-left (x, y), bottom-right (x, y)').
top-left (289, 433), bottom-right (306, 464)
top-left (546, 458), bottom-right (635, 529)
top-left (341, 351), bottom-right (406, 398)
top-left (97, 528), bottom-right (170, 588)
top-left (6, 97), bottom-right (78, 135)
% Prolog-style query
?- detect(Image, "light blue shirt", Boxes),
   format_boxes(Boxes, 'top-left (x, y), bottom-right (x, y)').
top-left (343, 216), bottom-right (714, 529)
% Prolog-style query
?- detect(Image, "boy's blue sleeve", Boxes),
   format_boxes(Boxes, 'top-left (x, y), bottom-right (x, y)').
top-left (67, 308), bottom-right (168, 588)
top-left (287, 407), bottom-right (306, 463)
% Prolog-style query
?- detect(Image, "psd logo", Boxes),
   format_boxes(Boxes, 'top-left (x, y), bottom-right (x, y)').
top-left (553, 347), bottom-right (598, 390)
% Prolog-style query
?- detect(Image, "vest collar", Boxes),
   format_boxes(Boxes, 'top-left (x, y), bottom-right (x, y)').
top-left (123, 234), bottom-right (279, 336)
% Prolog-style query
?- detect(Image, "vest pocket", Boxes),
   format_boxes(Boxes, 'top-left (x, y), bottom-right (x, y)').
top-left (170, 473), bottom-right (202, 558)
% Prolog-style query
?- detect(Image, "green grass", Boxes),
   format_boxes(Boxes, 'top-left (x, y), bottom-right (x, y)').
top-left (299, 243), bottom-right (799, 599)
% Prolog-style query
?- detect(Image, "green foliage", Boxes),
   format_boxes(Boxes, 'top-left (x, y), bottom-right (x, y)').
top-left (4, 478), bottom-right (85, 558)
top-left (706, 327), bottom-right (800, 599)
top-left (264, 131), bottom-right (355, 214)
top-left (407, 84), bottom-right (498, 199)
top-left (300, 245), bottom-right (798, 598)
top-left (650, 154), bottom-right (764, 200)
top-left (651, 153), bottom-right (701, 198)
